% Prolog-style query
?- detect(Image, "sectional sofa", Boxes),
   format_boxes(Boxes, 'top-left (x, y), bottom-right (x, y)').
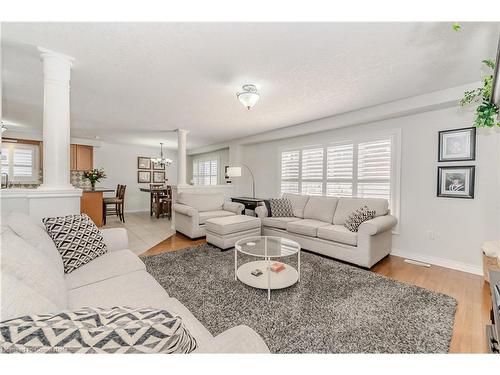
top-left (255, 193), bottom-right (398, 268)
top-left (1, 212), bottom-right (269, 353)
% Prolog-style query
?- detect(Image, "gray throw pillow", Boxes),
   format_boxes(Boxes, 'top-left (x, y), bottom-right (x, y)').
top-left (0, 306), bottom-right (197, 354)
top-left (344, 205), bottom-right (376, 232)
top-left (269, 198), bottom-right (294, 217)
top-left (42, 213), bottom-right (107, 273)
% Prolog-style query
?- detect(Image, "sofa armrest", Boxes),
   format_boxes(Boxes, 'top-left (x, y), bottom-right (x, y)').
top-left (223, 201), bottom-right (245, 214)
top-left (358, 215), bottom-right (398, 236)
top-left (194, 325), bottom-right (270, 353)
top-left (255, 205), bottom-right (268, 218)
top-left (100, 228), bottom-right (129, 252)
top-left (173, 203), bottom-right (198, 217)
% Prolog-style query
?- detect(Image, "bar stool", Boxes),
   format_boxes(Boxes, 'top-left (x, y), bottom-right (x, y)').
top-left (103, 184), bottom-right (126, 224)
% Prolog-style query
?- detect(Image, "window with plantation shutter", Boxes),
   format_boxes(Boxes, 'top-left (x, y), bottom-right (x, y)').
top-left (280, 150), bottom-right (300, 194)
top-left (279, 132), bottom-right (399, 223)
top-left (192, 159), bottom-right (218, 186)
top-left (1, 143), bottom-right (39, 183)
top-left (357, 139), bottom-right (391, 200)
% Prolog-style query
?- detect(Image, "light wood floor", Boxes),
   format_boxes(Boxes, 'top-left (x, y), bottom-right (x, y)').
top-left (139, 233), bottom-right (492, 353)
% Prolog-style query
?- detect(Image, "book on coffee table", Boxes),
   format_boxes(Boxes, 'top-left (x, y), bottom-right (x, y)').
top-left (270, 262), bottom-right (285, 273)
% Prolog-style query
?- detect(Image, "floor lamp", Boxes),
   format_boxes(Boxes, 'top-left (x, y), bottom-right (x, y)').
top-left (226, 165), bottom-right (256, 198)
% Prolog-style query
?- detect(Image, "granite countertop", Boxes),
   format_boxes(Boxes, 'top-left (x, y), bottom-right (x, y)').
top-left (81, 188), bottom-right (115, 193)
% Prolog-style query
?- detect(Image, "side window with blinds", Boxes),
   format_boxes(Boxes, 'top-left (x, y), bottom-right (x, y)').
top-left (357, 139), bottom-right (391, 200)
top-left (192, 159), bottom-right (218, 186)
top-left (1, 144), bottom-right (38, 183)
top-left (301, 148), bottom-right (323, 196)
top-left (326, 143), bottom-right (353, 197)
top-left (280, 150), bottom-right (300, 194)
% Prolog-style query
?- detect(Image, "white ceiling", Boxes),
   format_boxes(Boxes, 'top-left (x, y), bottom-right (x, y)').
top-left (2, 22), bottom-right (500, 149)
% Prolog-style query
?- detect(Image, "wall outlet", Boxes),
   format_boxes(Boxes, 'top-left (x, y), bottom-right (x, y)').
top-left (426, 230), bottom-right (435, 240)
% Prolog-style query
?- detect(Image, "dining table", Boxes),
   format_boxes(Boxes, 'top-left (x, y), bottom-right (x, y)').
top-left (139, 186), bottom-right (172, 218)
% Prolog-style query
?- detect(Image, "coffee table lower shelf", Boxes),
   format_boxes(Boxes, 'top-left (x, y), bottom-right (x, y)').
top-left (236, 260), bottom-right (299, 291)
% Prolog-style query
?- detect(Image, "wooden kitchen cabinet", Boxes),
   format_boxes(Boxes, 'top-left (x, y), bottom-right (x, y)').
top-left (70, 144), bottom-right (93, 171)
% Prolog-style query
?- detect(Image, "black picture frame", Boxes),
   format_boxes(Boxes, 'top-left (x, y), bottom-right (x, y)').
top-left (138, 156), bottom-right (151, 170)
top-left (437, 166), bottom-right (475, 199)
top-left (438, 127), bottom-right (476, 162)
top-left (137, 170), bottom-right (151, 183)
top-left (153, 171), bottom-right (165, 183)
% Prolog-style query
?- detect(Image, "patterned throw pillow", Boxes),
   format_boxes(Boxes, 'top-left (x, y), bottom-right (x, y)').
top-left (42, 213), bottom-right (107, 273)
top-left (344, 205), bottom-right (376, 232)
top-left (0, 306), bottom-right (197, 354)
top-left (269, 198), bottom-right (294, 217)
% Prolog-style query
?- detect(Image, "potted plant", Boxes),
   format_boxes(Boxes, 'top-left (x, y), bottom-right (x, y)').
top-left (83, 168), bottom-right (106, 190)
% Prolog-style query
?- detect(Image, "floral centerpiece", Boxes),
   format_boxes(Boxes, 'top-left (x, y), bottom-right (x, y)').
top-left (83, 168), bottom-right (106, 190)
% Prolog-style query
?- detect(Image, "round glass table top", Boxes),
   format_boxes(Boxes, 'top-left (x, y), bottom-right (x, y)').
top-left (235, 236), bottom-right (300, 258)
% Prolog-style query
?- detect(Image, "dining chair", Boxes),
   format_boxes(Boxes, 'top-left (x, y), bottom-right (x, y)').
top-left (103, 184), bottom-right (126, 224)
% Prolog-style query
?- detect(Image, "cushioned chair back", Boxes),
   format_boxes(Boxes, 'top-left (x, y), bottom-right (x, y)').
top-left (177, 193), bottom-right (224, 212)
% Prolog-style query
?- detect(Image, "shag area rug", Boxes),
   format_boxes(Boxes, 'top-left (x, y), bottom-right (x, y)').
top-left (142, 244), bottom-right (457, 353)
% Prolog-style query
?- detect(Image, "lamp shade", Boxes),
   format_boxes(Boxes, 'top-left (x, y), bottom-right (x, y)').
top-left (226, 166), bottom-right (242, 177)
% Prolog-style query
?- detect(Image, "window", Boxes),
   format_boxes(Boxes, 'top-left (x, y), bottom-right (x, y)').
top-left (280, 132), bottom-right (400, 217)
top-left (192, 159), bottom-right (218, 186)
top-left (1, 143), bottom-right (39, 183)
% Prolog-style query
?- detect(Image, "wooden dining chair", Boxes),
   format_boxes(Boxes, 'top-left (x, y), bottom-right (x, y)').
top-left (103, 184), bottom-right (126, 224)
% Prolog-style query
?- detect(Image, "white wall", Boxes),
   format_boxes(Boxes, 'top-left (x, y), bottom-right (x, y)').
top-left (239, 106), bottom-right (500, 274)
top-left (93, 142), bottom-right (177, 212)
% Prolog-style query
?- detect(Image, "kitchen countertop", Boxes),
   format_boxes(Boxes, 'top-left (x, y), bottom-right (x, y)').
top-left (81, 188), bottom-right (115, 193)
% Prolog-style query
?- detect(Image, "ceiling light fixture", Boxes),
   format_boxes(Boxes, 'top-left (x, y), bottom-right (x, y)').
top-left (151, 142), bottom-right (173, 167)
top-left (237, 84), bottom-right (260, 110)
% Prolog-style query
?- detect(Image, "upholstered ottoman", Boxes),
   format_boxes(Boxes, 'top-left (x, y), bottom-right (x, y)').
top-left (206, 215), bottom-right (261, 250)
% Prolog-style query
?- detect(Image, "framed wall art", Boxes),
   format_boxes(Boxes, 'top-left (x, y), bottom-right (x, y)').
top-left (438, 127), bottom-right (476, 162)
top-left (437, 166), bottom-right (475, 199)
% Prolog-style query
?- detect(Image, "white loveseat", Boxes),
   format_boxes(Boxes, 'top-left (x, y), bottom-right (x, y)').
top-left (255, 194), bottom-right (397, 268)
top-left (1, 212), bottom-right (269, 353)
top-left (173, 193), bottom-right (245, 239)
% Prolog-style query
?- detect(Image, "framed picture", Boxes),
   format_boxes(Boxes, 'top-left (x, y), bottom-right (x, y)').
top-left (437, 166), bottom-right (475, 199)
top-left (438, 127), bottom-right (476, 162)
top-left (153, 171), bottom-right (165, 183)
top-left (152, 161), bottom-right (165, 170)
top-left (137, 170), bottom-right (151, 183)
top-left (138, 156), bottom-right (152, 170)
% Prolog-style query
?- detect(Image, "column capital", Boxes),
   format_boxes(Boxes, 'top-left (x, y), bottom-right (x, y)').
top-left (176, 128), bottom-right (190, 135)
top-left (38, 47), bottom-right (74, 65)
top-left (38, 47), bottom-right (74, 85)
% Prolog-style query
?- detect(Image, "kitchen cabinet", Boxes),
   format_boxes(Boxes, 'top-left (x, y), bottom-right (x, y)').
top-left (70, 144), bottom-right (93, 171)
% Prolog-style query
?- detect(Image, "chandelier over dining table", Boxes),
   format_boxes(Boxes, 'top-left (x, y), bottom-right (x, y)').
top-left (151, 142), bottom-right (173, 167)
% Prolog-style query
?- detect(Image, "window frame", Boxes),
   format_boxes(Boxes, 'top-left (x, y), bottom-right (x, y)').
top-left (192, 156), bottom-right (219, 186)
top-left (279, 129), bottom-right (401, 231)
top-left (1, 142), bottom-right (40, 184)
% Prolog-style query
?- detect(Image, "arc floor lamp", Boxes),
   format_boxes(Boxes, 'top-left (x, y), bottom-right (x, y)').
top-left (226, 165), bottom-right (256, 198)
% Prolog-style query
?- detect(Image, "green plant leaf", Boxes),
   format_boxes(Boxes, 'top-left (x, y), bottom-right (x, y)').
top-left (482, 59), bottom-right (495, 69)
top-left (452, 23), bottom-right (461, 31)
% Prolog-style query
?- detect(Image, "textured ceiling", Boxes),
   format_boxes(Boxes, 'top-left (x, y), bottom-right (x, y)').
top-left (2, 22), bottom-right (500, 149)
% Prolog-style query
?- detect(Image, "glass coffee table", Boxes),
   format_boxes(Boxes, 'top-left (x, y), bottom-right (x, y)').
top-left (234, 236), bottom-right (301, 301)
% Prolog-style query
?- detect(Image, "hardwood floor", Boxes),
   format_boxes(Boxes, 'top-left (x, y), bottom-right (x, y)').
top-left (139, 233), bottom-right (492, 353)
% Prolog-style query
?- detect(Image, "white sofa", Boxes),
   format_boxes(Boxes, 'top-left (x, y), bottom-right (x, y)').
top-left (1, 212), bottom-right (269, 353)
top-left (173, 193), bottom-right (245, 239)
top-left (255, 194), bottom-right (397, 268)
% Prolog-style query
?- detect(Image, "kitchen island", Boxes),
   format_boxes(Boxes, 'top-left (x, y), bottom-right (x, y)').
top-left (80, 188), bottom-right (115, 227)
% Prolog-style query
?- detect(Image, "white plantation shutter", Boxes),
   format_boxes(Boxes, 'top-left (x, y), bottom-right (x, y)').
top-left (13, 148), bottom-right (34, 177)
top-left (192, 159), bottom-right (218, 186)
top-left (1, 148), bottom-right (9, 175)
top-left (280, 150), bottom-right (300, 194)
top-left (1, 144), bottom-right (38, 182)
top-left (301, 148), bottom-right (323, 195)
top-left (357, 139), bottom-right (391, 200)
top-left (326, 143), bottom-right (353, 197)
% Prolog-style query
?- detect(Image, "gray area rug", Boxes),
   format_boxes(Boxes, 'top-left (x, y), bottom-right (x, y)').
top-left (142, 244), bottom-right (457, 353)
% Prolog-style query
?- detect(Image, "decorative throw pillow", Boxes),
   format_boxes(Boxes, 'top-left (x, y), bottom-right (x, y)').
top-left (269, 198), bottom-right (294, 217)
top-left (42, 213), bottom-right (107, 273)
top-left (344, 205), bottom-right (376, 232)
top-left (0, 306), bottom-right (197, 354)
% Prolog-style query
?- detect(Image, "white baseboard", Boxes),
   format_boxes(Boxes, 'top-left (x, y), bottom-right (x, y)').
top-left (124, 209), bottom-right (150, 213)
top-left (390, 248), bottom-right (483, 276)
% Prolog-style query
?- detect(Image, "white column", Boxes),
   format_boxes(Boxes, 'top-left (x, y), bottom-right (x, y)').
top-left (176, 129), bottom-right (189, 186)
top-left (38, 47), bottom-right (75, 190)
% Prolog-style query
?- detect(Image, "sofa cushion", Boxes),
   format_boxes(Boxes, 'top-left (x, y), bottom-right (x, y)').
top-left (7, 212), bottom-right (64, 273)
top-left (1, 272), bottom-right (59, 322)
top-left (286, 219), bottom-right (329, 237)
top-left (206, 215), bottom-right (261, 235)
top-left (282, 193), bottom-right (310, 218)
top-left (344, 206), bottom-right (376, 232)
top-left (269, 198), bottom-right (294, 217)
top-left (333, 198), bottom-right (389, 225)
top-left (65, 249), bottom-right (146, 290)
top-left (177, 192), bottom-right (224, 212)
top-left (42, 213), bottom-right (107, 274)
top-left (1, 228), bottom-right (68, 309)
top-left (262, 216), bottom-right (302, 230)
top-left (0, 306), bottom-right (198, 354)
top-left (198, 210), bottom-right (235, 225)
top-left (317, 225), bottom-right (358, 246)
top-left (303, 196), bottom-right (339, 223)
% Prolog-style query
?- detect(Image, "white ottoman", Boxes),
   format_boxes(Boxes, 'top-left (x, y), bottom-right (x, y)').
top-left (206, 215), bottom-right (261, 250)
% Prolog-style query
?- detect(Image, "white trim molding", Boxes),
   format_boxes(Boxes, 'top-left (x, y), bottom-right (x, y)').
top-left (391, 248), bottom-right (483, 276)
